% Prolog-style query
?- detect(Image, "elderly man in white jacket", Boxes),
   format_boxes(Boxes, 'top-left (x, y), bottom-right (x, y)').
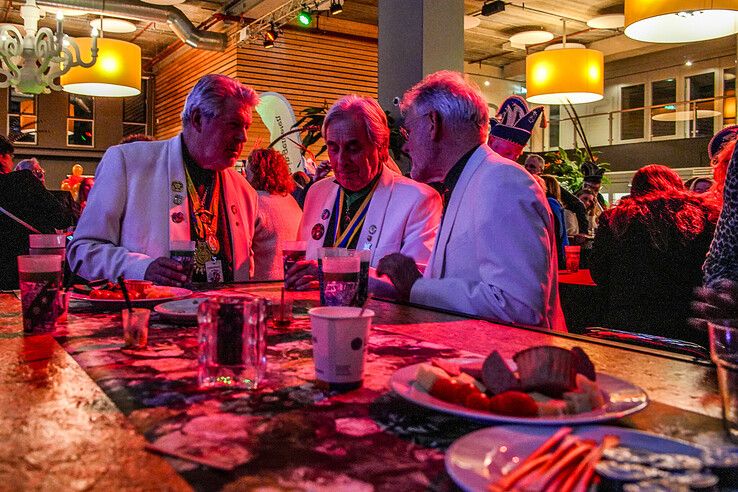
top-left (68, 74), bottom-right (259, 285)
top-left (285, 94), bottom-right (442, 290)
top-left (377, 71), bottom-right (566, 331)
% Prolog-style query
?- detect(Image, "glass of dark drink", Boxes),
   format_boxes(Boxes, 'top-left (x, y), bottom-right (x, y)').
top-left (320, 255), bottom-right (360, 307)
top-left (197, 295), bottom-right (268, 390)
top-left (18, 255), bottom-right (63, 333)
top-left (348, 249), bottom-right (370, 306)
top-left (282, 240), bottom-right (307, 288)
top-left (170, 240), bottom-right (196, 281)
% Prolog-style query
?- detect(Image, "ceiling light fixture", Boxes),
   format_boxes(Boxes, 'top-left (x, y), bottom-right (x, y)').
top-left (329, 0), bottom-right (343, 15)
top-left (481, 1), bottom-right (505, 16)
top-left (90, 18), bottom-right (137, 34)
top-left (464, 15), bottom-right (481, 30)
top-left (509, 30), bottom-right (555, 46)
top-left (0, 0), bottom-right (99, 95)
top-left (60, 37), bottom-right (141, 97)
top-left (586, 14), bottom-right (625, 29)
top-left (263, 22), bottom-right (278, 48)
top-left (525, 20), bottom-right (604, 105)
top-left (624, 0), bottom-right (738, 43)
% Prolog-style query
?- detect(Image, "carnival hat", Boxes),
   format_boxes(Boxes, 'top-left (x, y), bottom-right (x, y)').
top-left (708, 125), bottom-right (738, 160)
top-left (489, 95), bottom-right (545, 147)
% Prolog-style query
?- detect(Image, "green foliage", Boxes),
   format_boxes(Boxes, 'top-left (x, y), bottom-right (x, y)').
top-left (542, 146), bottom-right (610, 192)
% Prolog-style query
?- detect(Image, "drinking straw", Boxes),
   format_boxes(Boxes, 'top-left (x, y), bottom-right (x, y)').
top-left (0, 206), bottom-right (41, 233)
top-left (359, 295), bottom-right (372, 317)
top-left (280, 286), bottom-right (285, 322)
top-left (117, 275), bottom-right (133, 313)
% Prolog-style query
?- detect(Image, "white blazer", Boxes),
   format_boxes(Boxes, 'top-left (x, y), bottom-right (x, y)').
top-left (297, 166), bottom-right (442, 267)
top-left (68, 135), bottom-right (258, 282)
top-left (410, 145), bottom-right (567, 331)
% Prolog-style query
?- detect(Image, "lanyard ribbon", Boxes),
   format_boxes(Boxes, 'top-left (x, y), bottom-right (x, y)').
top-left (331, 180), bottom-right (379, 248)
top-left (185, 168), bottom-right (220, 241)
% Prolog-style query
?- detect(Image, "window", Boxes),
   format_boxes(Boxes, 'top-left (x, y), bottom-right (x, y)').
top-left (548, 105), bottom-right (560, 149)
top-left (8, 88), bottom-right (37, 144)
top-left (123, 78), bottom-right (148, 138)
top-left (687, 72), bottom-right (715, 137)
top-left (620, 84), bottom-right (645, 141)
top-left (67, 95), bottom-right (94, 147)
top-left (724, 68), bottom-right (736, 126)
top-left (651, 79), bottom-right (677, 138)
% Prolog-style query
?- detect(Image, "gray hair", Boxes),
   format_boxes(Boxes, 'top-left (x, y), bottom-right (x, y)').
top-left (525, 154), bottom-right (545, 167)
top-left (400, 71), bottom-right (489, 140)
top-left (14, 158), bottom-right (40, 171)
top-left (181, 74), bottom-right (259, 126)
top-left (322, 94), bottom-right (390, 164)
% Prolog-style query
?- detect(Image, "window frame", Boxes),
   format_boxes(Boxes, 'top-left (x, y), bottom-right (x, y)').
top-left (7, 88), bottom-right (38, 145)
top-left (66, 94), bottom-right (95, 148)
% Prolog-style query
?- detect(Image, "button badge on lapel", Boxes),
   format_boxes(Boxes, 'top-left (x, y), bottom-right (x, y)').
top-left (171, 181), bottom-right (184, 192)
top-left (311, 223), bottom-right (325, 240)
top-left (173, 194), bottom-right (184, 205)
top-left (171, 212), bottom-right (184, 223)
top-left (321, 209), bottom-right (330, 220)
top-left (368, 225), bottom-right (377, 234)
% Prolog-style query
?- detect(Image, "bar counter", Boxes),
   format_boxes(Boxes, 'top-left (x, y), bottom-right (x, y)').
top-left (0, 283), bottom-right (732, 490)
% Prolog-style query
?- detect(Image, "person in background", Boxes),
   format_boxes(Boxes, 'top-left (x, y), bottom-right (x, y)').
top-left (285, 94), bottom-right (442, 291)
top-left (540, 174), bottom-right (569, 270)
top-left (291, 170), bottom-right (311, 208)
top-left (591, 165), bottom-right (717, 346)
top-left (119, 134), bottom-right (155, 145)
top-left (693, 127), bottom-right (738, 329)
top-left (684, 176), bottom-right (714, 194)
top-left (14, 158), bottom-right (45, 185)
top-left (68, 74), bottom-right (259, 285)
top-left (524, 154), bottom-right (545, 176)
top-left (76, 177), bottom-right (95, 212)
top-left (377, 71), bottom-right (565, 330)
top-left (247, 148), bottom-right (303, 280)
top-left (0, 135), bottom-right (14, 174)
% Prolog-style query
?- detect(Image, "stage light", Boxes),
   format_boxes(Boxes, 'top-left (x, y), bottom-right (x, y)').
top-left (481, 1), bottom-right (505, 16)
top-left (329, 0), bottom-right (343, 15)
top-left (297, 9), bottom-right (312, 26)
top-left (263, 23), bottom-right (278, 48)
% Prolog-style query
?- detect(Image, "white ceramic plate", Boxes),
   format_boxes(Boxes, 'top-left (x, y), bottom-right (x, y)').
top-left (445, 425), bottom-right (703, 492)
top-left (154, 297), bottom-right (207, 323)
top-left (71, 287), bottom-right (193, 309)
top-left (389, 358), bottom-right (648, 425)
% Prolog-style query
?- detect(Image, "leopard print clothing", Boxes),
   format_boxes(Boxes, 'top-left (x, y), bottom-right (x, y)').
top-left (704, 143), bottom-right (738, 286)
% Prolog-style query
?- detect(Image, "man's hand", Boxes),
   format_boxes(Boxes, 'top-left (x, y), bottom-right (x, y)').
top-left (285, 260), bottom-right (319, 291)
top-left (376, 253), bottom-right (422, 301)
top-left (691, 279), bottom-right (738, 330)
top-left (144, 257), bottom-right (188, 286)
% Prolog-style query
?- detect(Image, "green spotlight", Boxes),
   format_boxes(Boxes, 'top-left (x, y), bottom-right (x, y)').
top-left (297, 9), bottom-right (312, 26)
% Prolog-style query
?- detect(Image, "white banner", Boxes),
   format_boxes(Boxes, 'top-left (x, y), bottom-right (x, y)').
top-left (255, 92), bottom-right (302, 172)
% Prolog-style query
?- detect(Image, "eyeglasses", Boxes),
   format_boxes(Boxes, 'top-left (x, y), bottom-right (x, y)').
top-left (399, 111), bottom-right (432, 141)
top-left (32, 168), bottom-right (45, 180)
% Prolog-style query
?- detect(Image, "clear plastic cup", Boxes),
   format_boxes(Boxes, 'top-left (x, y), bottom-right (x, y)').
top-left (170, 240), bottom-right (196, 281)
top-left (18, 255), bottom-right (63, 333)
top-left (320, 255), bottom-right (360, 307)
top-left (282, 240), bottom-right (307, 287)
top-left (122, 308), bottom-right (150, 349)
top-left (708, 321), bottom-right (738, 443)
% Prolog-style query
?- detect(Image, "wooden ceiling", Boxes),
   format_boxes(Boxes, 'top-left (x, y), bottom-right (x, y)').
top-left (0, 0), bottom-right (629, 69)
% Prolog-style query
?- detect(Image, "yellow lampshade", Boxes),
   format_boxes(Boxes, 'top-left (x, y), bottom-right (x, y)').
top-left (61, 38), bottom-right (141, 97)
top-left (624, 0), bottom-right (738, 43)
top-left (525, 48), bottom-right (604, 105)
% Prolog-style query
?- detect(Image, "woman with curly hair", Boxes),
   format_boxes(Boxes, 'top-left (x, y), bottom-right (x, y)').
top-left (590, 164), bottom-right (718, 345)
top-left (247, 148), bottom-right (303, 280)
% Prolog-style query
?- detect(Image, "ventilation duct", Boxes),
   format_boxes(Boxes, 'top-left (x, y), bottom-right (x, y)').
top-left (37, 0), bottom-right (227, 51)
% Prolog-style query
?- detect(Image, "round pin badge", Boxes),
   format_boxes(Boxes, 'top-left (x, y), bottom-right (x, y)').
top-left (171, 212), bottom-right (184, 223)
top-left (321, 209), bottom-right (330, 220)
top-left (231, 204), bottom-right (238, 214)
top-left (368, 225), bottom-right (377, 234)
top-left (311, 223), bottom-right (325, 240)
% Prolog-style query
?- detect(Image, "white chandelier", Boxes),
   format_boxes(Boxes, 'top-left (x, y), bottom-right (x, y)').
top-left (0, 0), bottom-right (98, 94)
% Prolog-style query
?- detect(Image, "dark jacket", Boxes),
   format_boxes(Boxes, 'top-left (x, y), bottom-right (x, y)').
top-left (0, 171), bottom-right (75, 289)
top-left (590, 209), bottom-right (714, 346)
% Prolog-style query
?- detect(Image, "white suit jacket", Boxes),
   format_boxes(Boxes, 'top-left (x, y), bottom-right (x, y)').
top-left (298, 166), bottom-right (442, 267)
top-left (410, 145), bottom-right (567, 331)
top-left (68, 135), bottom-right (258, 282)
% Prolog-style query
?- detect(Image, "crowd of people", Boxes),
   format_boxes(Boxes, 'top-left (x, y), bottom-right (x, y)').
top-left (3, 71), bottom-right (738, 350)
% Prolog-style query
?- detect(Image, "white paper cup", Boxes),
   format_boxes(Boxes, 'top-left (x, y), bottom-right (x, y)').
top-left (308, 306), bottom-right (374, 390)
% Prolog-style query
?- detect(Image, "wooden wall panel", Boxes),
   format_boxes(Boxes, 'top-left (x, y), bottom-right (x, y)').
top-left (153, 24), bottom-right (378, 160)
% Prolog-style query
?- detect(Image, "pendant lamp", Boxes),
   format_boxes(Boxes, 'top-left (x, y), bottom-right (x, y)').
top-left (61, 37), bottom-right (141, 97)
top-left (624, 0), bottom-right (738, 43)
top-left (526, 45), bottom-right (604, 105)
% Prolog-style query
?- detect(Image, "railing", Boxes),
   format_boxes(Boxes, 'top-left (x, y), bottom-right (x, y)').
top-left (545, 94), bottom-right (735, 151)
